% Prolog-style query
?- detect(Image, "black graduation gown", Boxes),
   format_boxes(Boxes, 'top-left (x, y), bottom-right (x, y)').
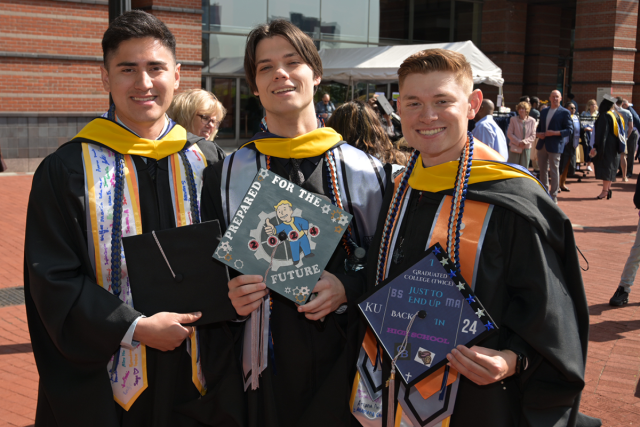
top-left (23, 134), bottom-right (243, 427)
top-left (364, 176), bottom-right (599, 427)
top-left (200, 155), bottom-right (388, 427)
top-left (593, 112), bottom-right (620, 182)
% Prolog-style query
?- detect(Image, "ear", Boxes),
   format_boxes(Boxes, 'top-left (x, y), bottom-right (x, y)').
top-left (174, 63), bottom-right (181, 91)
top-left (100, 65), bottom-right (111, 93)
top-left (396, 95), bottom-right (402, 116)
top-left (313, 74), bottom-right (322, 87)
top-left (468, 89), bottom-right (483, 120)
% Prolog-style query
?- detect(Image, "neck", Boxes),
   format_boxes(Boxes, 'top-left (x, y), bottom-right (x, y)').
top-left (421, 137), bottom-right (466, 168)
top-left (264, 104), bottom-right (318, 138)
top-left (115, 110), bottom-right (166, 140)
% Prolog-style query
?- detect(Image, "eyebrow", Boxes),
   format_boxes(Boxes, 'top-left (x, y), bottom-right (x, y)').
top-left (255, 52), bottom-right (299, 66)
top-left (115, 60), bottom-right (168, 67)
top-left (401, 93), bottom-right (450, 100)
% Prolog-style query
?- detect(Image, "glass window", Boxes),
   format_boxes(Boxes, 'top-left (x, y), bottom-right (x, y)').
top-left (210, 78), bottom-right (237, 140)
top-left (268, 0), bottom-right (321, 38)
top-left (202, 0), bottom-right (266, 34)
top-left (314, 82), bottom-right (350, 107)
top-left (202, 33), bottom-right (247, 72)
top-left (369, 0), bottom-right (380, 44)
top-left (413, 1), bottom-right (451, 43)
top-left (239, 79), bottom-right (263, 139)
top-left (454, 1), bottom-right (482, 46)
top-left (320, 0), bottom-right (369, 44)
top-left (378, 0), bottom-right (411, 43)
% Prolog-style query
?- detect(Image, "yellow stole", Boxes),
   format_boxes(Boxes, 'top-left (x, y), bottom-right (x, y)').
top-left (241, 127), bottom-right (342, 158)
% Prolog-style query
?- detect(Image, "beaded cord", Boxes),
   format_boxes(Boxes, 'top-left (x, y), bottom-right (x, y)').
top-left (110, 153), bottom-right (125, 297)
top-left (375, 133), bottom-right (475, 286)
top-left (178, 150), bottom-right (201, 224)
top-left (375, 150), bottom-right (419, 286)
top-left (324, 150), bottom-right (357, 256)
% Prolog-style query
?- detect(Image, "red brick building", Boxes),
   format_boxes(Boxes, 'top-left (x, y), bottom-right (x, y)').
top-left (1, 0), bottom-right (639, 171)
top-left (0, 0), bottom-right (202, 171)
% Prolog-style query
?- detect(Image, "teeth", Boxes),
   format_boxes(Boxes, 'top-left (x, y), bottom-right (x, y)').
top-left (132, 97), bottom-right (155, 101)
top-left (274, 87), bottom-right (295, 94)
top-left (419, 128), bottom-right (445, 136)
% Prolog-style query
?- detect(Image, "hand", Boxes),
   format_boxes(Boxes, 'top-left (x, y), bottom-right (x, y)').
top-left (545, 130), bottom-right (559, 137)
top-left (228, 275), bottom-right (268, 317)
top-left (446, 345), bottom-right (516, 386)
top-left (322, 113), bottom-right (328, 119)
top-left (589, 148), bottom-right (597, 157)
top-left (297, 271), bottom-right (347, 321)
top-left (536, 132), bottom-right (545, 140)
top-left (264, 219), bottom-right (275, 236)
top-left (585, 127), bottom-right (592, 132)
top-left (133, 312), bottom-right (201, 351)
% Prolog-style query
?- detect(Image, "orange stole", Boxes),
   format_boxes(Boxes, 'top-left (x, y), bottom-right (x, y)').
top-left (411, 195), bottom-right (491, 401)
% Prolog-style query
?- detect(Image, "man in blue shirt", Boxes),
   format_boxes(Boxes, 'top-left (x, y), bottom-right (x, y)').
top-left (315, 93), bottom-right (336, 121)
top-left (471, 99), bottom-right (508, 158)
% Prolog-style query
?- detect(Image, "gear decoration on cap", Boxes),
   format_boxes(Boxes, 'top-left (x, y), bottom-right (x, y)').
top-left (258, 169), bottom-right (269, 180)
top-left (335, 225), bottom-right (343, 233)
top-left (292, 286), bottom-right (307, 303)
top-left (285, 287), bottom-right (291, 294)
top-left (330, 209), bottom-right (341, 223)
top-left (224, 253), bottom-right (232, 261)
top-left (321, 204), bottom-right (331, 215)
top-left (234, 259), bottom-right (244, 270)
top-left (219, 241), bottom-right (232, 253)
top-left (248, 210), bottom-right (317, 272)
top-left (338, 215), bottom-right (349, 226)
top-left (214, 245), bottom-right (230, 260)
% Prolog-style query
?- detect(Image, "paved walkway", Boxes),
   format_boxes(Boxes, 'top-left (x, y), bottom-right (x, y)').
top-left (2, 167), bottom-right (640, 426)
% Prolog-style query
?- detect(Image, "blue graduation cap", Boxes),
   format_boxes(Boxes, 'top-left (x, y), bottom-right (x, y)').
top-left (357, 243), bottom-right (496, 387)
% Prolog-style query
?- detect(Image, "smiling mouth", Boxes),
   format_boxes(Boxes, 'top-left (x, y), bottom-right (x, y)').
top-left (272, 87), bottom-right (295, 94)
top-left (418, 128), bottom-right (445, 136)
top-left (131, 96), bottom-right (156, 102)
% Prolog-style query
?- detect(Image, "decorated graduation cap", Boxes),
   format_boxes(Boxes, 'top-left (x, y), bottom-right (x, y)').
top-left (214, 168), bottom-right (353, 304)
top-left (357, 242), bottom-right (496, 388)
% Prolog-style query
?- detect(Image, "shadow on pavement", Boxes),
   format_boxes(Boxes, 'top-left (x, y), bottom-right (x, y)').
top-left (588, 319), bottom-right (640, 342)
top-left (0, 343), bottom-right (33, 354)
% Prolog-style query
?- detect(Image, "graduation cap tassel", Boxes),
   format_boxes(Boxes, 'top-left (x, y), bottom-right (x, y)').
top-left (250, 305), bottom-right (261, 390)
top-left (386, 310), bottom-right (425, 427)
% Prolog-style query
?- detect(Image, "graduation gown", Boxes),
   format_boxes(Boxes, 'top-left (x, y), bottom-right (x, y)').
top-left (200, 132), bottom-right (389, 427)
top-left (365, 162), bottom-right (599, 427)
top-left (592, 111), bottom-right (621, 182)
top-left (23, 129), bottom-right (242, 427)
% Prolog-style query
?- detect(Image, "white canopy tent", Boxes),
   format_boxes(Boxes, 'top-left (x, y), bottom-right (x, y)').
top-left (318, 41), bottom-right (503, 89)
top-left (205, 40), bottom-right (503, 90)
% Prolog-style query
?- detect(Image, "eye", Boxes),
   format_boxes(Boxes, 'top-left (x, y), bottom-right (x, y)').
top-left (259, 65), bottom-right (271, 72)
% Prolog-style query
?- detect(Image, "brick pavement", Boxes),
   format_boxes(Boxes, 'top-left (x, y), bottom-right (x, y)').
top-left (3, 168), bottom-right (640, 426)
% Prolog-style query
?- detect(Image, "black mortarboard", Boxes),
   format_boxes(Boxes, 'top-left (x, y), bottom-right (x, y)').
top-left (122, 220), bottom-right (237, 326)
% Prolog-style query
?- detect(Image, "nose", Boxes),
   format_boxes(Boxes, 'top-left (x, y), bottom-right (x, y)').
top-left (419, 105), bottom-right (437, 123)
top-left (273, 66), bottom-right (289, 81)
top-left (135, 71), bottom-right (153, 91)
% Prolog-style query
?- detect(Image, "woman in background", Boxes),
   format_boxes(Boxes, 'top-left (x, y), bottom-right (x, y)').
top-left (327, 100), bottom-right (406, 168)
top-left (168, 89), bottom-right (226, 140)
top-left (506, 101), bottom-right (537, 168)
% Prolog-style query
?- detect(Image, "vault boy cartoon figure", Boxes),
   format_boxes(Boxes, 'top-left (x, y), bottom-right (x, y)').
top-left (265, 200), bottom-right (314, 266)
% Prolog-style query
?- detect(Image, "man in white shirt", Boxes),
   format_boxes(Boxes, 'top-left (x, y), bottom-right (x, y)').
top-left (471, 99), bottom-right (508, 159)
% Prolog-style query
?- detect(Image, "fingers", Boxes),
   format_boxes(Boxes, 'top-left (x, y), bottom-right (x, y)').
top-left (298, 291), bottom-right (330, 314)
top-left (446, 346), bottom-right (490, 385)
top-left (175, 311), bottom-right (202, 325)
top-left (446, 345), bottom-right (508, 386)
top-left (228, 275), bottom-right (264, 290)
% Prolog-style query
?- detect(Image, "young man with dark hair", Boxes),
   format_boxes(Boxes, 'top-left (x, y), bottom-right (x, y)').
top-left (24, 10), bottom-right (239, 427)
top-left (354, 49), bottom-right (596, 426)
top-left (199, 19), bottom-right (388, 427)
